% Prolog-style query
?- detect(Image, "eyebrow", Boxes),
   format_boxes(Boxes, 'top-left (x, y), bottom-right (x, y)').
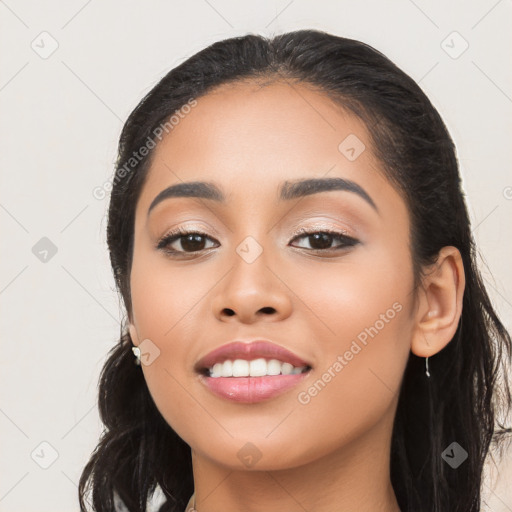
top-left (147, 177), bottom-right (378, 216)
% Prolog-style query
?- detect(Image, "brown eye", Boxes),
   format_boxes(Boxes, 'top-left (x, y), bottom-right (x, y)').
top-left (177, 233), bottom-right (209, 252)
top-left (289, 230), bottom-right (359, 251)
top-left (157, 229), bottom-right (218, 254)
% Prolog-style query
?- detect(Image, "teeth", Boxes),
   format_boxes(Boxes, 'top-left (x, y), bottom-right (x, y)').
top-left (233, 359), bottom-right (249, 377)
top-left (208, 358), bottom-right (309, 378)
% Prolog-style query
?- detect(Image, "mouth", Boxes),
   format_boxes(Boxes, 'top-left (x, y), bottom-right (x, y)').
top-left (195, 339), bottom-right (313, 375)
top-left (198, 358), bottom-right (312, 378)
top-left (195, 340), bottom-right (313, 403)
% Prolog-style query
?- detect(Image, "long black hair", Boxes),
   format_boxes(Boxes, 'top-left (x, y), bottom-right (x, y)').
top-left (79, 29), bottom-right (512, 512)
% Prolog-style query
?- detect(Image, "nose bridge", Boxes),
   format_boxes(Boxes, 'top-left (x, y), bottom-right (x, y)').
top-left (226, 200), bottom-right (276, 271)
top-left (211, 230), bottom-right (292, 322)
top-left (228, 232), bottom-right (274, 299)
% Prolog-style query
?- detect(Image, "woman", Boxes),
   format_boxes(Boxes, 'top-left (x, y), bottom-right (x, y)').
top-left (79, 29), bottom-right (512, 512)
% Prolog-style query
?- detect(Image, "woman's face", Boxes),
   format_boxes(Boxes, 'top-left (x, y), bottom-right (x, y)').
top-left (128, 80), bottom-right (417, 469)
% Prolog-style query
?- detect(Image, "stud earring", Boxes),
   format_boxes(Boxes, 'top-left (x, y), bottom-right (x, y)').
top-left (132, 346), bottom-right (141, 366)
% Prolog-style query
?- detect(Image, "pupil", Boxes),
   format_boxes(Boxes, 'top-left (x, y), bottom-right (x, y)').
top-left (309, 233), bottom-right (332, 250)
top-left (182, 234), bottom-right (205, 252)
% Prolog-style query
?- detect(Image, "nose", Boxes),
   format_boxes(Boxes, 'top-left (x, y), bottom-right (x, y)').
top-left (211, 248), bottom-right (293, 324)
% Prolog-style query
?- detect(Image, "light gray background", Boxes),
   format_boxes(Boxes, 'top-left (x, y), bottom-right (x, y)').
top-left (1, 1), bottom-right (511, 511)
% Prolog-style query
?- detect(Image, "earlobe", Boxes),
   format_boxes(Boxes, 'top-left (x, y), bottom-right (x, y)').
top-left (411, 246), bottom-right (465, 358)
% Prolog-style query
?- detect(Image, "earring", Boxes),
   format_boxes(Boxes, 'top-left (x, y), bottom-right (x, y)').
top-left (425, 356), bottom-right (431, 378)
top-left (132, 346), bottom-right (141, 366)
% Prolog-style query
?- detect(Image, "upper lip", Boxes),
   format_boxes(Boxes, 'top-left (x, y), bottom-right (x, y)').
top-left (195, 340), bottom-right (313, 372)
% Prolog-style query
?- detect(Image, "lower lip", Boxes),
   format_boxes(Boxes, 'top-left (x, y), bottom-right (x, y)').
top-left (199, 371), bottom-right (311, 403)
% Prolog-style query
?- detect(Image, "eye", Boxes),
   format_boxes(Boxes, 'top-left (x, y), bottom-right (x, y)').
top-left (289, 228), bottom-right (359, 252)
top-left (157, 228), bottom-right (218, 255)
top-left (156, 227), bottom-right (359, 257)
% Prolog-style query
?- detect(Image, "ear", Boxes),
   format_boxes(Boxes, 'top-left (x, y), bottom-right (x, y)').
top-left (411, 246), bottom-right (465, 358)
top-left (128, 315), bottom-right (140, 347)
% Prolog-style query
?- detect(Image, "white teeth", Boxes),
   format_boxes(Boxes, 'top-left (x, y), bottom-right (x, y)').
top-left (249, 358), bottom-right (267, 377)
top-left (281, 362), bottom-right (294, 375)
top-left (232, 359), bottom-right (249, 377)
top-left (221, 360), bottom-right (233, 377)
top-left (266, 359), bottom-right (282, 375)
top-left (208, 358), bottom-right (309, 378)
top-left (211, 363), bottom-right (223, 378)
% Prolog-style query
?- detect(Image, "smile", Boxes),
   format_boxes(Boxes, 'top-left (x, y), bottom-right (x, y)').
top-left (207, 358), bottom-right (310, 378)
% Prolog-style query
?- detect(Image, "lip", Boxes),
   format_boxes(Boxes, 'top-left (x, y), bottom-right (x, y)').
top-left (194, 340), bottom-right (312, 372)
top-left (199, 371), bottom-right (311, 403)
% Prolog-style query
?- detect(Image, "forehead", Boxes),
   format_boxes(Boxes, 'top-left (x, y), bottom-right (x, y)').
top-left (136, 80), bottom-right (396, 216)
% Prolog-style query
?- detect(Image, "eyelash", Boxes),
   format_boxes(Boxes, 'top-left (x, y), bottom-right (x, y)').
top-left (156, 226), bottom-right (359, 257)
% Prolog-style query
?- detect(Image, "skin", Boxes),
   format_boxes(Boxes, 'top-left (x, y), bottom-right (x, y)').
top-left (128, 80), bottom-right (465, 512)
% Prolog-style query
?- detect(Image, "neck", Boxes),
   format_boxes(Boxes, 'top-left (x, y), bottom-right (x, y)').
top-left (189, 408), bottom-right (401, 512)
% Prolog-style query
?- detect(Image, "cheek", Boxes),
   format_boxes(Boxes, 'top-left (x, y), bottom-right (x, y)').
top-left (290, 238), bottom-right (413, 355)
top-left (129, 241), bottom-right (214, 340)
top-left (277, 246), bottom-right (413, 448)
top-left (129, 248), bottom-right (220, 440)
